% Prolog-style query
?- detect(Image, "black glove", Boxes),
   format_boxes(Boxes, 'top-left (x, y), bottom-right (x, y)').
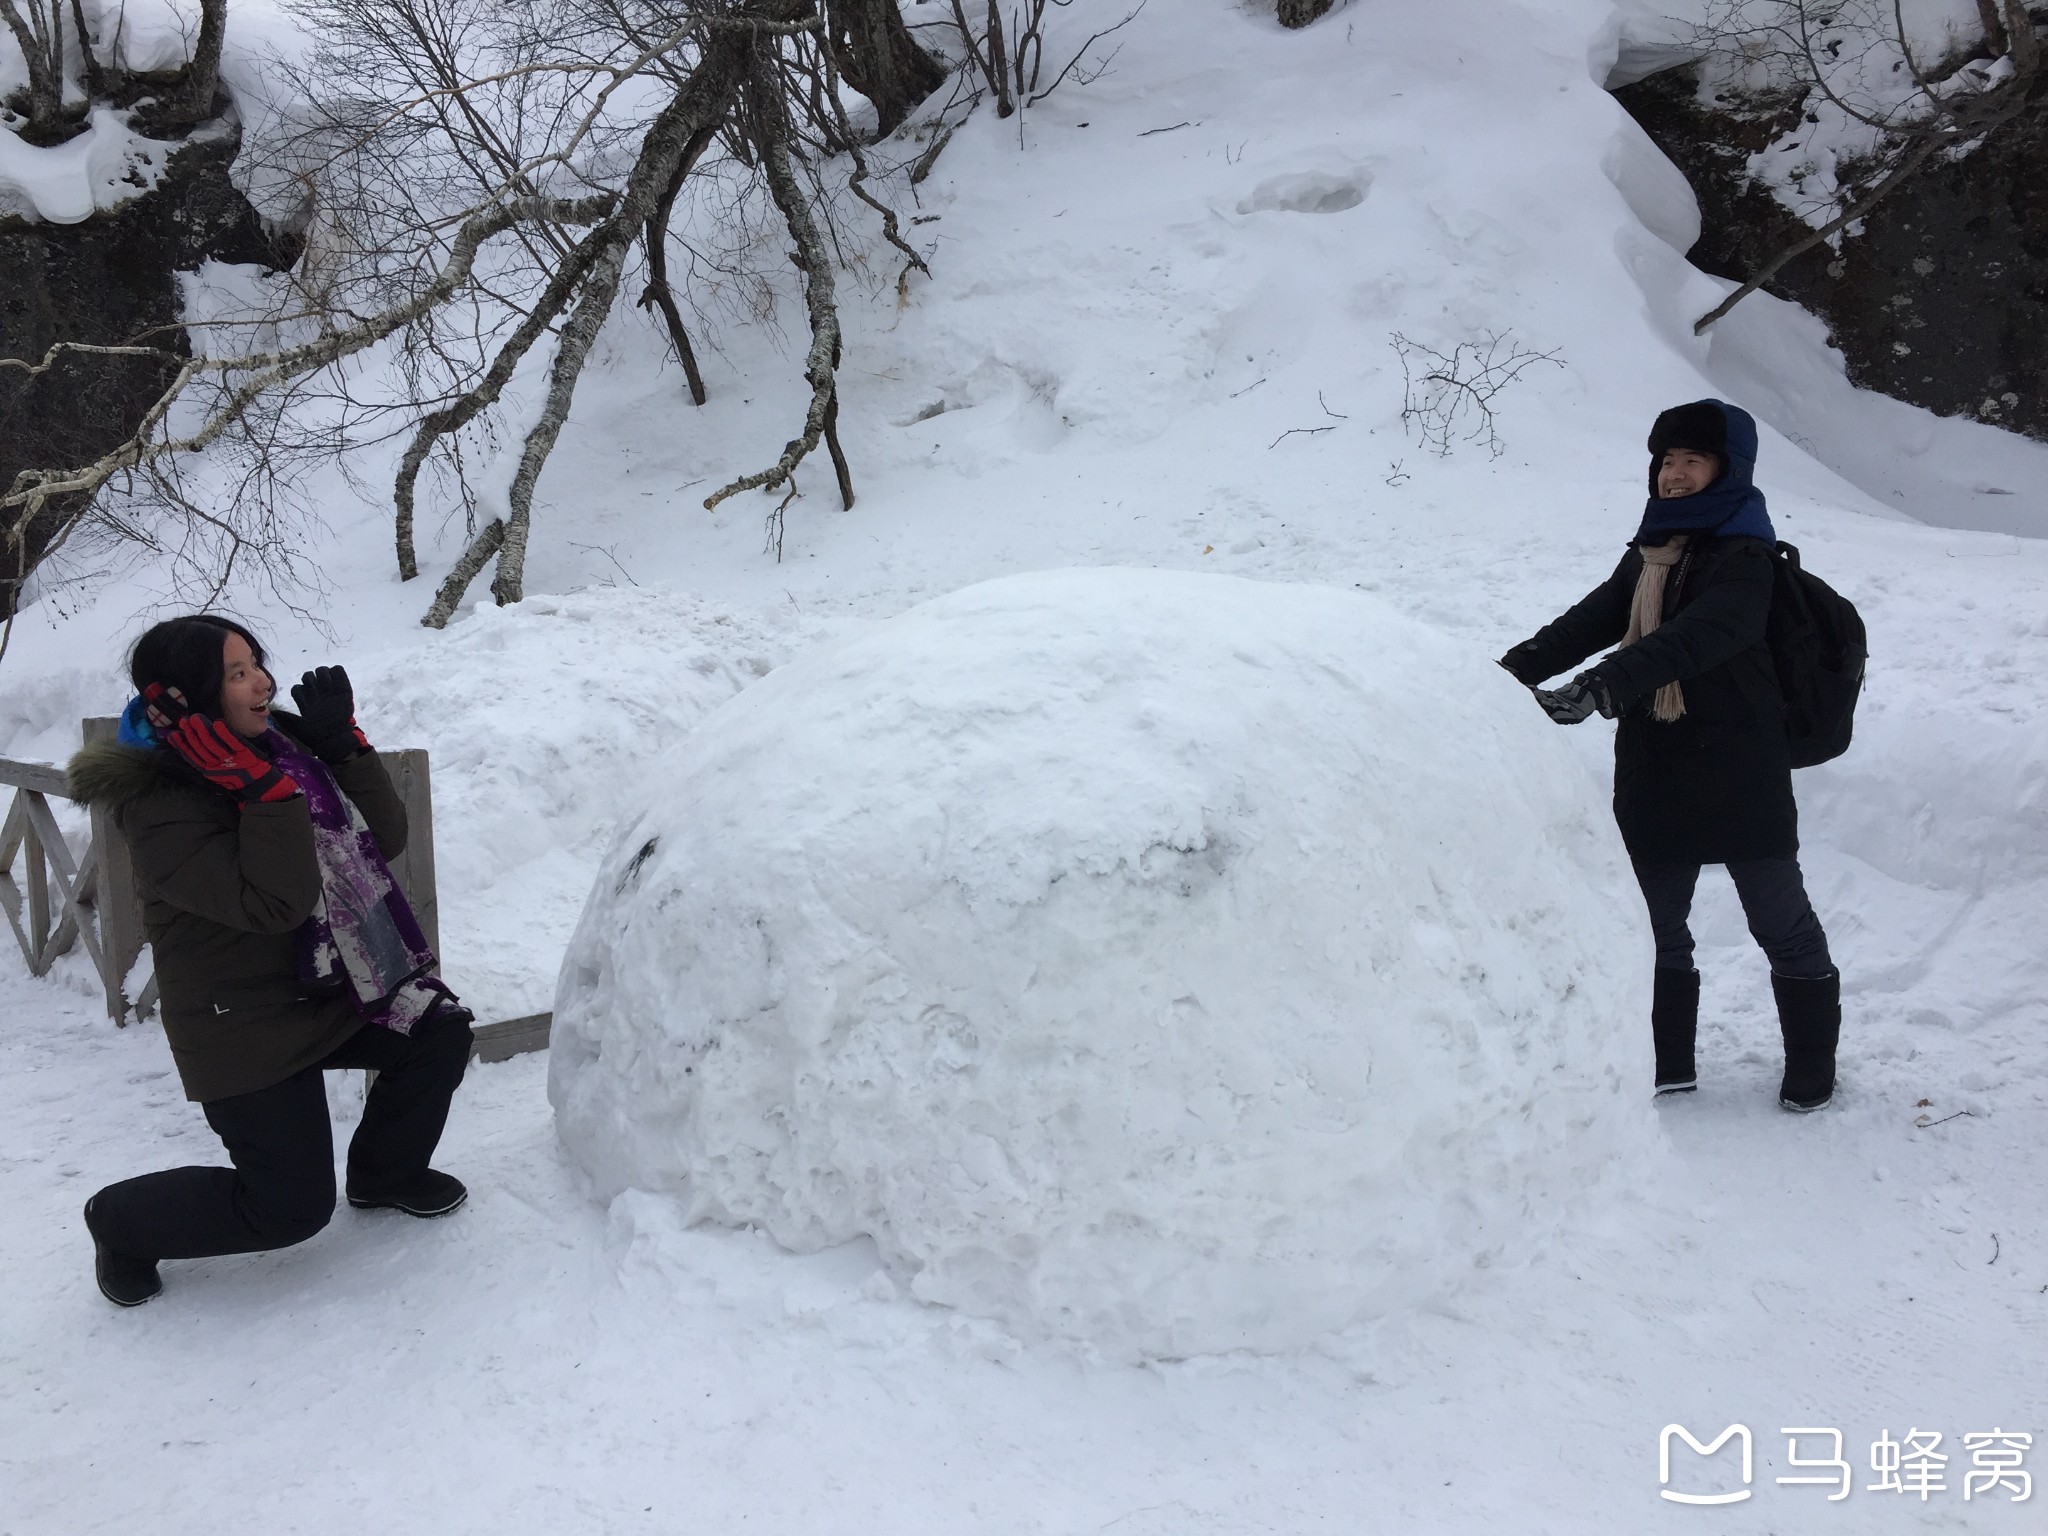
top-left (289, 665), bottom-right (372, 763)
top-left (1497, 642), bottom-right (1546, 686)
top-left (1534, 671), bottom-right (1617, 725)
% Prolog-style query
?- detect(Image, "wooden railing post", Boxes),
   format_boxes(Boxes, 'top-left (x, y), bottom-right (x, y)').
top-left (9, 729), bottom-right (548, 1060)
top-left (81, 718), bottom-right (148, 1022)
top-left (24, 811), bottom-right (50, 963)
top-left (382, 748), bottom-right (440, 957)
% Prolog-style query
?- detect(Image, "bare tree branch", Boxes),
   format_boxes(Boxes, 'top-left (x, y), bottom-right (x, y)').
top-left (638, 150), bottom-right (712, 408)
top-left (1689, 0), bottom-right (2042, 330)
top-left (3, 192), bottom-right (616, 618)
top-left (1692, 128), bottom-right (1945, 332)
top-left (453, 12), bottom-right (784, 619)
top-left (394, 220), bottom-right (615, 579)
top-left (420, 514), bottom-right (505, 628)
top-left (705, 63), bottom-right (850, 511)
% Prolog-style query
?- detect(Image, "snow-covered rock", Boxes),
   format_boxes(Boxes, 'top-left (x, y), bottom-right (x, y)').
top-left (549, 568), bottom-right (1658, 1359)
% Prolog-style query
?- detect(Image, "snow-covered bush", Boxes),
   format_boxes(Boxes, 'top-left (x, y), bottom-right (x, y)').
top-left (549, 569), bottom-right (1660, 1359)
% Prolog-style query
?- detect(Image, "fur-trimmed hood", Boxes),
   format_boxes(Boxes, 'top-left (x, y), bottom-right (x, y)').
top-left (66, 740), bottom-right (185, 809)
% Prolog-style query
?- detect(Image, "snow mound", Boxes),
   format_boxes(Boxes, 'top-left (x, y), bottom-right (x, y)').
top-left (0, 109), bottom-right (180, 224)
top-left (549, 568), bottom-right (1658, 1359)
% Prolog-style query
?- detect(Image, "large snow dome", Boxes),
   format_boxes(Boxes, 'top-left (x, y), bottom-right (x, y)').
top-left (549, 568), bottom-right (1658, 1358)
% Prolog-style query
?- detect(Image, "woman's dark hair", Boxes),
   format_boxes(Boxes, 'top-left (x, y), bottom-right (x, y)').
top-left (128, 615), bottom-right (271, 718)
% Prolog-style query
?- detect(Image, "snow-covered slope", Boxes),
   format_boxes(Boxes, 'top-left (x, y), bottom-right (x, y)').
top-left (2, 0), bottom-right (2043, 1529)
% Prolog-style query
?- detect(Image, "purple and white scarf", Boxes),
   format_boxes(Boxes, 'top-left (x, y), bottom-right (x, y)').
top-left (269, 732), bottom-right (451, 1035)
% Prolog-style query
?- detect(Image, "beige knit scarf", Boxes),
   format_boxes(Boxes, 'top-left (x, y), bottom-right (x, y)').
top-left (1626, 534), bottom-right (1689, 722)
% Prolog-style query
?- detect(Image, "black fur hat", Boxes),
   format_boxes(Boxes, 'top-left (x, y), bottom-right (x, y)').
top-left (1646, 400), bottom-right (1733, 496)
top-left (1647, 400), bottom-right (1728, 461)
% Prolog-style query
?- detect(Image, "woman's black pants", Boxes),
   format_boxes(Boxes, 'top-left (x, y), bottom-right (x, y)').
top-left (1632, 856), bottom-right (1834, 978)
top-left (89, 1010), bottom-right (473, 1261)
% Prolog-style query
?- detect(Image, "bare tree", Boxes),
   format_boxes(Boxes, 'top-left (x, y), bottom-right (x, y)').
top-left (1, 0), bottom-right (76, 142)
top-left (0, 0), bottom-right (229, 139)
top-left (149, 0), bottom-right (230, 132)
top-left (1689, 0), bottom-right (2042, 332)
top-left (947, 0), bottom-right (1143, 120)
top-left (822, 0), bottom-right (943, 134)
top-left (3, 0), bottom-right (952, 649)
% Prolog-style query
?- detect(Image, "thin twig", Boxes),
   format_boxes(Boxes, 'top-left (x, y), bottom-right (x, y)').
top-left (1269, 424), bottom-right (1337, 448)
top-left (1913, 1108), bottom-right (1975, 1128)
top-left (1025, 0), bottom-right (1145, 107)
top-left (765, 483), bottom-right (798, 561)
top-left (568, 541), bottom-right (639, 586)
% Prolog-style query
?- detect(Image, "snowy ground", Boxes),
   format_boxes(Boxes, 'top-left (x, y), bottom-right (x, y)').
top-left (3, 0), bottom-right (2046, 1528)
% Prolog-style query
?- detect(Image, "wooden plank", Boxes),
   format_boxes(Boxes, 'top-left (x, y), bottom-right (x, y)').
top-left (82, 718), bottom-right (145, 1022)
top-left (383, 749), bottom-right (439, 958)
top-left (21, 789), bottom-right (97, 974)
top-left (7, 727), bottom-right (438, 1033)
top-left (0, 790), bottom-right (31, 972)
top-left (0, 788), bottom-right (24, 869)
top-left (471, 1011), bottom-right (552, 1064)
top-left (0, 758), bottom-right (69, 796)
top-left (24, 806), bottom-right (49, 973)
top-left (0, 877), bottom-right (29, 972)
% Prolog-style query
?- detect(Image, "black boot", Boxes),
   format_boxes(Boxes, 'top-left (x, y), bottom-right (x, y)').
top-left (1652, 967), bottom-right (1700, 1095)
top-left (346, 1169), bottom-right (468, 1218)
top-left (84, 1195), bottom-right (162, 1307)
top-left (1773, 969), bottom-right (1841, 1112)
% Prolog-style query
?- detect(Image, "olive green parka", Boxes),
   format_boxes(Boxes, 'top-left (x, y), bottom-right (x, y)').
top-left (67, 720), bottom-right (408, 1103)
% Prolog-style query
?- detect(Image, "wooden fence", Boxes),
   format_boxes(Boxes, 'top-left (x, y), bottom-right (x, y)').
top-left (1, 719), bottom-right (549, 1062)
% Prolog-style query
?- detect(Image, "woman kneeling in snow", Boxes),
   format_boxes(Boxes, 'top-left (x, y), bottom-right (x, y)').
top-left (68, 615), bottom-right (474, 1307)
top-left (1498, 399), bottom-right (1841, 1113)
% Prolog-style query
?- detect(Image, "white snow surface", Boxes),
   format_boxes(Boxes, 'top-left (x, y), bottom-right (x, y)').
top-left (551, 568), bottom-right (1655, 1358)
top-left (2, 0), bottom-right (2046, 1529)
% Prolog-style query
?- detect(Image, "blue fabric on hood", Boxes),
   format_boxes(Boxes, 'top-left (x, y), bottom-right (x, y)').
top-left (1635, 398), bottom-right (1776, 546)
top-left (117, 695), bottom-right (161, 749)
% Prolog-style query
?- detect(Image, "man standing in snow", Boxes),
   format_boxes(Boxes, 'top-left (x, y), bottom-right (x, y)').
top-left (1497, 399), bottom-right (1841, 1111)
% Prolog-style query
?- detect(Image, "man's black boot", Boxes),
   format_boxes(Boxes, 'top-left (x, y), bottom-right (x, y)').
top-left (84, 1196), bottom-right (162, 1307)
top-left (1652, 967), bottom-right (1701, 1095)
top-left (1773, 969), bottom-right (1841, 1112)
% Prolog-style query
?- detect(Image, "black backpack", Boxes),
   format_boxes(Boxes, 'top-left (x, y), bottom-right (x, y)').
top-left (1766, 542), bottom-right (1867, 768)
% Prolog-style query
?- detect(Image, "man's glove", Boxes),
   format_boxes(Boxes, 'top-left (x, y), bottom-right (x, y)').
top-left (1533, 671), bottom-right (1618, 725)
top-left (1497, 642), bottom-right (1546, 686)
top-left (289, 665), bottom-right (372, 764)
top-left (164, 715), bottom-right (302, 805)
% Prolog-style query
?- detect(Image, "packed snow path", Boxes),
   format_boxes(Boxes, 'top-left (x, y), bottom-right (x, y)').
top-left (2, 960), bottom-right (2041, 1531)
